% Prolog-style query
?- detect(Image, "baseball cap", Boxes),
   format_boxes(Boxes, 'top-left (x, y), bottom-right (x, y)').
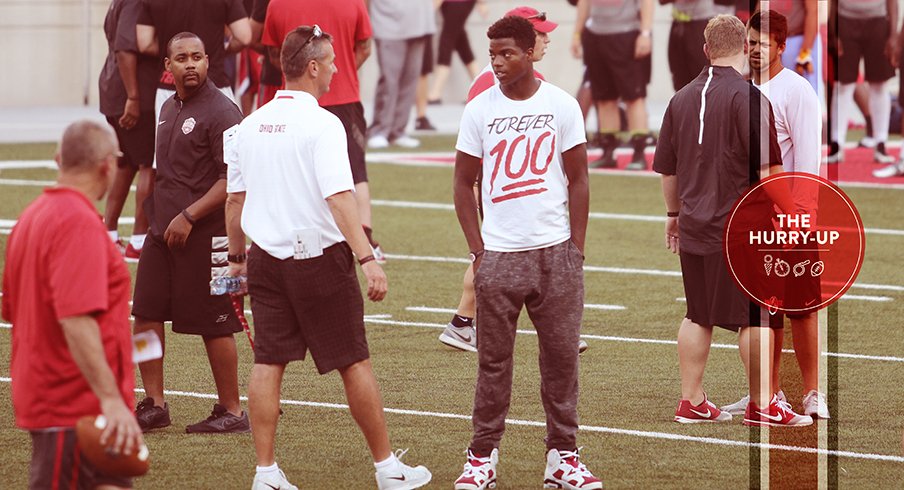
top-left (505, 6), bottom-right (558, 34)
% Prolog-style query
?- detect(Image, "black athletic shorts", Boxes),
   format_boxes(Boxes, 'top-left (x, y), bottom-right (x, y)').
top-left (324, 102), bottom-right (368, 184)
top-left (247, 242), bottom-right (369, 373)
top-left (132, 220), bottom-right (242, 336)
top-left (30, 428), bottom-right (133, 489)
top-left (107, 112), bottom-right (155, 169)
top-left (837, 16), bottom-right (895, 84)
top-left (421, 34), bottom-right (434, 76)
top-left (582, 30), bottom-right (651, 102)
top-left (680, 252), bottom-right (782, 331)
top-left (668, 19), bottom-right (709, 92)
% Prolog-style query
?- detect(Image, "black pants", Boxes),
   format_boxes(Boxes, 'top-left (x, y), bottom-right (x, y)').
top-left (437, 0), bottom-right (476, 66)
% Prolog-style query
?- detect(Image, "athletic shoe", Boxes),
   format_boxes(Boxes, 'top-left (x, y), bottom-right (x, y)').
top-left (543, 448), bottom-right (603, 490)
top-left (414, 116), bottom-right (436, 131)
top-left (372, 245), bottom-right (387, 264)
top-left (825, 142), bottom-right (843, 164)
top-left (454, 448), bottom-right (499, 490)
top-left (185, 404), bottom-right (251, 433)
top-left (135, 396), bottom-right (171, 432)
top-left (626, 134), bottom-right (649, 171)
top-left (721, 390), bottom-right (786, 416)
top-left (874, 142), bottom-right (895, 164)
top-left (802, 390), bottom-right (830, 419)
top-left (873, 161), bottom-right (904, 178)
top-left (368, 135), bottom-right (390, 149)
top-left (393, 135), bottom-right (421, 148)
top-left (252, 468), bottom-right (298, 490)
top-left (578, 340), bottom-right (588, 354)
top-left (743, 394), bottom-right (813, 427)
top-left (589, 133), bottom-right (620, 169)
top-left (124, 243), bottom-right (141, 262)
top-left (375, 449), bottom-right (432, 490)
top-left (674, 394), bottom-right (732, 423)
top-left (858, 136), bottom-right (878, 148)
top-left (439, 323), bottom-right (477, 352)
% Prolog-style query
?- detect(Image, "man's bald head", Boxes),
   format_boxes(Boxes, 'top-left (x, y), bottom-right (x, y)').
top-left (57, 120), bottom-right (118, 172)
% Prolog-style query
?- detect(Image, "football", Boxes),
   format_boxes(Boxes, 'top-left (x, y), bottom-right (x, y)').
top-left (75, 415), bottom-right (150, 477)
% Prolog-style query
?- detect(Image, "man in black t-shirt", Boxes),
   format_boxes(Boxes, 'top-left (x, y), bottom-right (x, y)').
top-left (654, 14), bottom-right (812, 428)
top-left (249, 0), bottom-right (283, 108)
top-left (131, 33), bottom-right (249, 435)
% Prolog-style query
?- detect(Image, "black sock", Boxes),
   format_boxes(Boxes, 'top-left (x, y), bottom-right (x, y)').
top-left (450, 315), bottom-right (473, 328)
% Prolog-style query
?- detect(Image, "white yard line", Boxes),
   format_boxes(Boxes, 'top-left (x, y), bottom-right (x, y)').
top-left (0, 376), bottom-right (898, 463)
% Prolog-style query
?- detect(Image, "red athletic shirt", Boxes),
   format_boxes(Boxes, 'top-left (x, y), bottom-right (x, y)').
top-left (3, 187), bottom-right (134, 429)
top-left (262, 0), bottom-right (372, 107)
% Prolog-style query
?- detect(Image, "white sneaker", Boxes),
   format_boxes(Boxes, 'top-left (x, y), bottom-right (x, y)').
top-left (372, 245), bottom-right (387, 264)
top-left (252, 468), bottom-right (298, 490)
top-left (392, 135), bottom-right (420, 148)
top-left (439, 323), bottom-right (477, 352)
top-left (543, 448), bottom-right (603, 490)
top-left (368, 135), bottom-right (390, 149)
top-left (375, 449), bottom-right (432, 490)
top-left (802, 390), bottom-right (830, 419)
top-left (874, 143), bottom-right (896, 164)
top-left (859, 136), bottom-right (878, 148)
top-left (722, 390), bottom-right (786, 416)
top-left (578, 340), bottom-right (589, 354)
top-left (873, 161), bottom-right (904, 178)
top-left (454, 448), bottom-right (498, 490)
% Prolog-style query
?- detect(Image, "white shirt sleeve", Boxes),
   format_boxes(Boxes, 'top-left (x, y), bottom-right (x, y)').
top-left (455, 97), bottom-right (483, 158)
top-left (788, 79), bottom-right (822, 176)
top-left (556, 90), bottom-right (588, 152)
top-left (224, 124), bottom-right (246, 193)
top-left (314, 116), bottom-right (355, 200)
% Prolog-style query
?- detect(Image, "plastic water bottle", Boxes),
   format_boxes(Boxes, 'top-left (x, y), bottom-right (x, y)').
top-left (210, 275), bottom-right (248, 296)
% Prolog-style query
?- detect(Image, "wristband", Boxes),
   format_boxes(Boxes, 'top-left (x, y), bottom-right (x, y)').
top-left (358, 255), bottom-right (376, 266)
top-left (667, 211), bottom-right (679, 218)
top-left (227, 253), bottom-right (246, 263)
top-left (181, 209), bottom-right (196, 225)
top-left (469, 250), bottom-right (485, 263)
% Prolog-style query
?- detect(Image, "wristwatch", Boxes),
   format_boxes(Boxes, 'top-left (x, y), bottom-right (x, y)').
top-left (469, 250), bottom-right (485, 263)
top-left (227, 253), bottom-right (247, 263)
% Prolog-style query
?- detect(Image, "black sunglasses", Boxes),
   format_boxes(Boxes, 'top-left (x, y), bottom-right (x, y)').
top-left (528, 11), bottom-right (547, 22)
top-left (289, 24), bottom-right (323, 62)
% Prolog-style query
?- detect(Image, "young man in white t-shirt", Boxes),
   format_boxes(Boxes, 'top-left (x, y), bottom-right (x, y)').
top-left (452, 16), bottom-right (601, 490)
top-left (720, 10), bottom-right (829, 420)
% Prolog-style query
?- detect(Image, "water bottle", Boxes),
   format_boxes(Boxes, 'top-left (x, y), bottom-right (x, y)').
top-left (210, 275), bottom-right (248, 296)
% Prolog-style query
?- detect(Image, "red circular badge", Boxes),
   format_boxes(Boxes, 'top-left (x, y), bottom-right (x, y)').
top-left (723, 173), bottom-right (865, 315)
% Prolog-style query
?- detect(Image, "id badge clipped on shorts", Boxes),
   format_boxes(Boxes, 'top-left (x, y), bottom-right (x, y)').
top-left (293, 228), bottom-right (323, 260)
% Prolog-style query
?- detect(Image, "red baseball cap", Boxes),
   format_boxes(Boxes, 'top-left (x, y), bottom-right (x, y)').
top-left (505, 6), bottom-right (558, 34)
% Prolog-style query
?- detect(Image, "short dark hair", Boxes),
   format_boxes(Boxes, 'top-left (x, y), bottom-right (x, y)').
top-left (281, 25), bottom-right (333, 81)
top-left (748, 10), bottom-right (788, 48)
top-left (166, 32), bottom-right (205, 57)
top-left (487, 16), bottom-right (536, 54)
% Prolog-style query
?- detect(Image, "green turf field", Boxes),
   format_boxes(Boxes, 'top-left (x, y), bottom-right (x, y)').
top-left (1, 138), bottom-right (903, 488)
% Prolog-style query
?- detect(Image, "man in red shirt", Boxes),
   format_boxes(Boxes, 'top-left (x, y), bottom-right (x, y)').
top-left (262, 0), bottom-right (386, 260)
top-left (2, 120), bottom-right (144, 489)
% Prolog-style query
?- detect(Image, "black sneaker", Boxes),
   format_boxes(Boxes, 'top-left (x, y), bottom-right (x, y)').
top-left (626, 133), bottom-right (650, 170)
top-left (589, 133), bottom-right (620, 168)
top-left (185, 404), bottom-right (251, 433)
top-left (135, 396), bottom-right (171, 432)
top-left (415, 116), bottom-right (436, 131)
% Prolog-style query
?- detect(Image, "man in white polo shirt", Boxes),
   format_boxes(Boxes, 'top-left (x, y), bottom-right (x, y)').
top-left (224, 25), bottom-right (431, 490)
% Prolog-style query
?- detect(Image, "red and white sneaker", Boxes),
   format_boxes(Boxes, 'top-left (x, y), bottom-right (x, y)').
top-left (743, 394), bottom-right (813, 427)
top-left (124, 243), bottom-right (142, 262)
top-left (454, 448), bottom-right (498, 490)
top-left (674, 394), bottom-right (732, 423)
top-left (543, 448), bottom-right (602, 490)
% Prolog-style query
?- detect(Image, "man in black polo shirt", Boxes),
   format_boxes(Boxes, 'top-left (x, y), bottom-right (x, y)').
top-left (131, 32), bottom-right (249, 434)
top-left (654, 14), bottom-right (812, 427)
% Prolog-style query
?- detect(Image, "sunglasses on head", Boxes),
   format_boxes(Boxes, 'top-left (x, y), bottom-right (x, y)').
top-left (289, 24), bottom-right (322, 62)
top-left (528, 11), bottom-right (547, 22)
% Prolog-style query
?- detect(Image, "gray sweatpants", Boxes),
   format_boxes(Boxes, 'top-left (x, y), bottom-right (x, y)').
top-left (370, 36), bottom-right (426, 141)
top-left (470, 240), bottom-right (584, 452)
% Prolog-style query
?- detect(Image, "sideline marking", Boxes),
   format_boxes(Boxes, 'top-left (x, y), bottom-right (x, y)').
top-left (0, 377), bottom-right (899, 463)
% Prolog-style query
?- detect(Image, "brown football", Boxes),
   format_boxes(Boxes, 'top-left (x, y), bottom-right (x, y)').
top-left (75, 415), bottom-right (150, 477)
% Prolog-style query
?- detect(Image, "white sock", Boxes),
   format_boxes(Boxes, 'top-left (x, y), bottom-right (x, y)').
top-left (129, 234), bottom-right (146, 249)
top-left (868, 81), bottom-right (891, 143)
top-left (108, 230), bottom-right (119, 242)
top-left (256, 462), bottom-right (279, 475)
top-left (830, 82), bottom-right (855, 145)
top-left (374, 453), bottom-right (400, 472)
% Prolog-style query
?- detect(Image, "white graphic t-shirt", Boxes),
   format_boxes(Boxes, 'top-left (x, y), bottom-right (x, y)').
top-left (456, 81), bottom-right (586, 252)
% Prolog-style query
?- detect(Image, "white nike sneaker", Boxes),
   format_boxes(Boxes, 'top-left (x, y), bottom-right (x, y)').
top-left (375, 449), bottom-right (432, 490)
top-left (722, 390), bottom-right (786, 416)
top-left (372, 245), bottom-right (387, 264)
top-left (439, 323), bottom-right (477, 352)
top-left (251, 468), bottom-right (298, 490)
top-left (543, 448), bottom-right (603, 489)
top-left (578, 340), bottom-right (589, 354)
top-left (802, 390), bottom-right (830, 419)
top-left (392, 135), bottom-right (420, 148)
top-left (454, 448), bottom-right (499, 490)
top-left (873, 161), bottom-right (904, 178)
top-left (368, 135), bottom-right (390, 149)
